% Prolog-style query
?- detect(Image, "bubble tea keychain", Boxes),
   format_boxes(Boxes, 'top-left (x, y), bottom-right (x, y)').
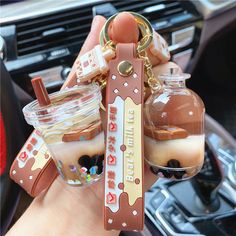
top-left (9, 27), bottom-right (116, 196)
top-left (9, 11), bottom-right (201, 232)
top-left (144, 68), bottom-right (205, 179)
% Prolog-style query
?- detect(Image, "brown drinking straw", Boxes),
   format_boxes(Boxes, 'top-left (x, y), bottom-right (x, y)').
top-left (31, 77), bottom-right (51, 106)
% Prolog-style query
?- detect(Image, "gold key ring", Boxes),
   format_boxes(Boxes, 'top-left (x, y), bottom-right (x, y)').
top-left (99, 12), bottom-right (153, 53)
top-left (98, 12), bottom-right (156, 112)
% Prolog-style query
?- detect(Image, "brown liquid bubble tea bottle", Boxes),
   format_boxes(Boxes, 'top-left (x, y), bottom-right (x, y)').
top-left (144, 69), bottom-right (205, 180)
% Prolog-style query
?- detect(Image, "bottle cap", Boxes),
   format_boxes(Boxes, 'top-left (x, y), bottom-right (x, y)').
top-left (158, 69), bottom-right (191, 81)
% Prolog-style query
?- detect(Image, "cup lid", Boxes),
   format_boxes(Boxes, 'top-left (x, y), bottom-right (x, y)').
top-left (23, 83), bottom-right (102, 126)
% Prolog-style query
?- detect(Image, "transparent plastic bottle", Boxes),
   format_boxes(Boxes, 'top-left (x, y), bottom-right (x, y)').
top-left (144, 71), bottom-right (205, 180)
top-left (23, 84), bottom-right (104, 186)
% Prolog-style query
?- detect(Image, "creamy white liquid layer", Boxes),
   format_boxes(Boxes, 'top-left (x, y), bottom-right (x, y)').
top-left (48, 132), bottom-right (105, 164)
top-left (144, 134), bottom-right (205, 168)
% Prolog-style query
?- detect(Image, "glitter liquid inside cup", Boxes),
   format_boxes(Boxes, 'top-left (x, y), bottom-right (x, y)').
top-left (144, 72), bottom-right (205, 180)
top-left (23, 84), bottom-right (104, 186)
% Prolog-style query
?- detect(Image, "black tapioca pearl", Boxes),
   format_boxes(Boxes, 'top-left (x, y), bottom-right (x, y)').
top-left (78, 154), bottom-right (104, 175)
top-left (166, 159), bottom-right (185, 179)
top-left (167, 159), bottom-right (181, 168)
top-left (97, 165), bottom-right (103, 175)
top-left (174, 171), bottom-right (186, 179)
top-left (91, 154), bottom-right (104, 174)
top-left (78, 155), bottom-right (91, 172)
top-left (150, 166), bottom-right (159, 175)
top-left (78, 155), bottom-right (90, 166)
top-left (92, 154), bottom-right (104, 166)
top-left (97, 155), bottom-right (104, 174)
top-left (160, 169), bottom-right (173, 178)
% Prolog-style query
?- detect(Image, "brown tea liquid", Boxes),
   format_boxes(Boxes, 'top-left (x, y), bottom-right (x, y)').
top-left (144, 73), bottom-right (205, 180)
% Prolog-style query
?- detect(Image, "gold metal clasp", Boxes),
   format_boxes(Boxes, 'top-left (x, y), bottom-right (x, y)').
top-left (99, 12), bottom-right (153, 53)
top-left (99, 12), bottom-right (162, 93)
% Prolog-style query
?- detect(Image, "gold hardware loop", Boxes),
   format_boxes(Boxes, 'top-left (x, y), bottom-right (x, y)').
top-left (99, 12), bottom-right (153, 53)
top-left (92, 75), bottom-right (107, 111)
top-left (98, 12), bottom-right (161, 103)
top-left (138, 50), bottom-right (162, 91)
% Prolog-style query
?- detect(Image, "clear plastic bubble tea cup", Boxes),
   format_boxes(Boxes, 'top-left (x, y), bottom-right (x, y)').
top-left (23, 84), bottom-right (104, 186)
